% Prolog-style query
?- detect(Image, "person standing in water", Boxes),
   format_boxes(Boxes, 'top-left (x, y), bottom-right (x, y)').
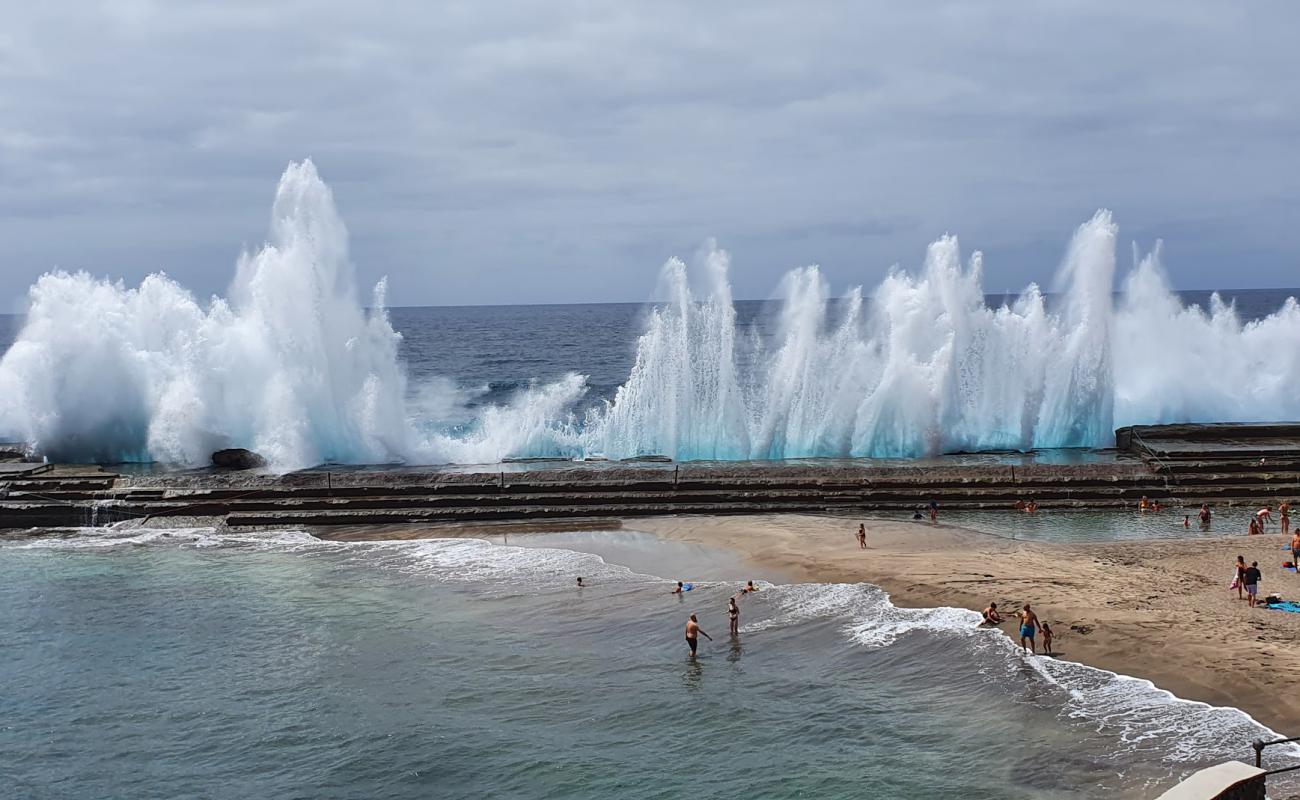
top-left (1018, 604), bottom-right (1040, 654)
top-left (928, 499), bottom-right (939, 522)
top-left (1281, 500), bottom-right (1292, 535)
top-left (856, 523), bottom-right (867, 549)
top-left (685, 614), bottom-right (712, 656)
top-left (1198, 504), bottom-right (1212, 528)
top-left (1257, 506), bottom-right (1274, 531)
top-left (728, 597), bottom-right (739, 635)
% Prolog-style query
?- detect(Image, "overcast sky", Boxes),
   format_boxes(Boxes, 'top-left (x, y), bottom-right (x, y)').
top-left (2, 1), bottom-right (1297, 310)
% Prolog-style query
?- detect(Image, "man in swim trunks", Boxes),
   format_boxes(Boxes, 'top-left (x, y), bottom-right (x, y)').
top-left (982, 602), bottom-right (1003, 625)
top-left (1198, 504), bottom-right (1212, 527)
top-left (1018, 604), bottom-right (1039, 653)
top-left (1291, 530), bottom-right (1300, 570)
top-left (685, 614), bottom-right (712, 656)
top-left (1244, 561), bottom-right (1262, 608)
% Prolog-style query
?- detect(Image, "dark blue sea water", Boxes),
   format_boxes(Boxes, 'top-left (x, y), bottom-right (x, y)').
top-left (3, 526), bottom-right (1293, 799)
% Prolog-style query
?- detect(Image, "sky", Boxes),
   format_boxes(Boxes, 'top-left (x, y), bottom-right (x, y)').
top-left (1, 1), bottom-right (1298, 310)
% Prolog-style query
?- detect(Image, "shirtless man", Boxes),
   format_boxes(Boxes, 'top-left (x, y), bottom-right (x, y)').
top-left (1291, 530), bottom-right (1300, 571)
top-left (1257, 506), bottom-right (1274, 531)
top-left (1018, 604), bottom-right (1040, 654)
top-left (685, 614), bottom-right (712, 656)
top-left (856, 523), bottom-right (867, 549)
top-left (1198, 504), bottom-right (1212, 527)
top-left (982, 602), bottom-right (1004, 625)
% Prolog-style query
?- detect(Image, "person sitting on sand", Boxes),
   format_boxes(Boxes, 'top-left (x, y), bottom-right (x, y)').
top-left (1018, 604), bottom-right (1040, 654)
top-left (1244, 561), bottom-right (1263, 608)
top-left (1234, 555), bottom-right (1247, 600)
top-left (728, 597), bottom-right (739, 636)
top-left (685, 613), bottom-right (712, 656)
top-left (1198, 504), bottom-right (1212, 527)
top-left (857, 523), bottom-right (867, 549)
top-left (1291, 530), bottom-right (1300, 570)
top-left (1040, 623), bottom-right (1054, 655)
top-left (982, 602), bottom-right (1004, 625)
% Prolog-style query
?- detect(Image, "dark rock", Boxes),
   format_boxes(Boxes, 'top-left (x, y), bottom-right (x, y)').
top-left (211, 449), bottom-right (267, 470)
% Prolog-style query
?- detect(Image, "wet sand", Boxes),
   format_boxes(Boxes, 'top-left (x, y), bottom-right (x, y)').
top-left (627, 513), bottom-right (1300, 735)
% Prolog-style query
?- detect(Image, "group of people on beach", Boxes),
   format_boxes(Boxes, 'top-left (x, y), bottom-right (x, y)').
top-left (982, 601), bottom-right (1054, 654)
top-left (676, 580), bottom-right (758, 656)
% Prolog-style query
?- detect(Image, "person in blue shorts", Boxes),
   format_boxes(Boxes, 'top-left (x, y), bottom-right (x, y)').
top-left (1018, 603), bottom-right (1040, 653)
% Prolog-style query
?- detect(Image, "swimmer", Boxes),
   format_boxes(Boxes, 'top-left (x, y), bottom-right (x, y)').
top-left (685, 613), bottom-right (712, 656)
top-left (1183, 515), bottom-right (1190, 528)
top-left (741, 580), bottom-right (758, 594)
top-left (728, 597), bottom-right (739, 635)
top-left (672, 581), bottom-right (693, 594)
top-left (1139, 496), bottom-right (1150, 513)
top-left (577, 577), bottom-right (585, 588)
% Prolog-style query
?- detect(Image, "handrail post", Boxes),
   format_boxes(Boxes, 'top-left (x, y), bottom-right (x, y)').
top-left (1254, 739), bottom-right (1265, 768)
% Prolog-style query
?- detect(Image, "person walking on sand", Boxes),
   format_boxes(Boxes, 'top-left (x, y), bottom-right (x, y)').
top-left (1290, 530), bottom-right (1300, 571)
top-left (1234, 555), bottom-right (1247, 600)
top-left (1244, 561), bottom-right (1263, 608)
top-left (857, 523), bottom-right (867, 549)
top-left (728, 597), bottom-right (739, 635)
top-left (1018, 604), bottom-right (1039, 654)
top-left (685, 614), bottom-right (712, 656)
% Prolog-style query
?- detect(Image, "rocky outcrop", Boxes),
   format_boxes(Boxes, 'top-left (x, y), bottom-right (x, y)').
top-left (211, 449), bottom-right (267, 470)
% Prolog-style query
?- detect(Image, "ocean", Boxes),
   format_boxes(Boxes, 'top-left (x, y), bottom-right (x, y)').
top-left (3, 525), bottom-right (1292, 799)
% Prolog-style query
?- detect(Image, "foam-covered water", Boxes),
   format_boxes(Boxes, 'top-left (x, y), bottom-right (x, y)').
top-left (1, 161), bottom-right (1297, 469)
top-left (3, 525), bottom-right (1295, 798)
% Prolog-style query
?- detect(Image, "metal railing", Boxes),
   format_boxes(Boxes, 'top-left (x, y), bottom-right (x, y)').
top-left (1252, 736), bottom-right (1300, 775)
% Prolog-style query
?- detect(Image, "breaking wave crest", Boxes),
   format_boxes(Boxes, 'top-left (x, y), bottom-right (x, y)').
top-left (0, 160), bottom-right (1296, 469)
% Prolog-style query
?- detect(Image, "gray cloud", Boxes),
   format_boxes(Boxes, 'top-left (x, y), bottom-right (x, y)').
top-left (1, 0), bottom-right (1297, 311)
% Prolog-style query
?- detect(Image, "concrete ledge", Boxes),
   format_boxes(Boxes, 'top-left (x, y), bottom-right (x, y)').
top-left (1155, 761), bottom-right (1265, 800)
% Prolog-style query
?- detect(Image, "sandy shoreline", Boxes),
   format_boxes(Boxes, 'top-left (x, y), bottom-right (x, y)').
top-left (322, 513), bottom-right (1300, 735)
top-left (628, 513), bottom-right (1300, 736)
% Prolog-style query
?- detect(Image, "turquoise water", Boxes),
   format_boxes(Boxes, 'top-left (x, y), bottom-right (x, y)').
top-left (2, 527), bottom-right (1294, 798)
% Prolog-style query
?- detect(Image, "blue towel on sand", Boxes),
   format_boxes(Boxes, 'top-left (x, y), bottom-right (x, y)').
top-left (1266, 601), bottom-right (1300, 613)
